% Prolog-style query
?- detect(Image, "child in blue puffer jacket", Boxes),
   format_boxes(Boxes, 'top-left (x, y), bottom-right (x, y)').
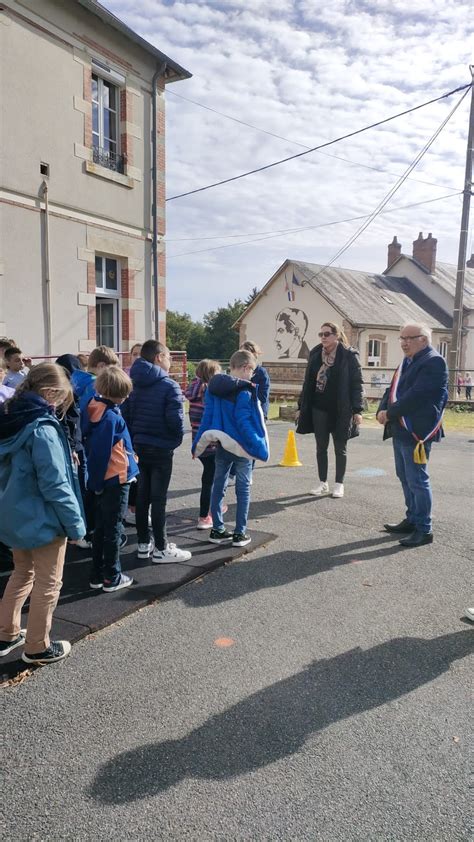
top-left (192, 349), bottom-right (269, 548)
top-left (0, 364), bottom-right (86, 666)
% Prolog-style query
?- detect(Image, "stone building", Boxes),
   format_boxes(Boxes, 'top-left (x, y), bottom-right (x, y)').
top-left (0, 0), bottom-right (191, 355)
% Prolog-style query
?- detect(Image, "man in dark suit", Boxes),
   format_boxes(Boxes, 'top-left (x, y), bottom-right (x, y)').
top-left (377, 323), bottom-right (448, 547)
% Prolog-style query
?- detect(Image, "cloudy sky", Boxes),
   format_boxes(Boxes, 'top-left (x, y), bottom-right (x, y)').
top-left (104, 0), bottom-right (472, 320)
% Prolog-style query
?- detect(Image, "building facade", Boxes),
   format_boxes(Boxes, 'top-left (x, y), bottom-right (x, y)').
top-left (0, 0), bottom-right (191, 356)
top-left (234, 234), bottom-right (474, 397)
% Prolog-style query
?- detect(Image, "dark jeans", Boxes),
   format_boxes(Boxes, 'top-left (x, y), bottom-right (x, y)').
top-left (198, 454), bottom-right (215, 518)
top-left (135, 445), bottom-right (173, 551)
top-left (312, 407), bottom-right (347, 483)
top-left (393, 438), bottom-right (432, 533)
top-left (91, 483), bottom-right (130, 586)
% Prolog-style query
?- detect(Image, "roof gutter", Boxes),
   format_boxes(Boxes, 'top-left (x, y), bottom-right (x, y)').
top-left (152, 62), bottom-right (167, 340)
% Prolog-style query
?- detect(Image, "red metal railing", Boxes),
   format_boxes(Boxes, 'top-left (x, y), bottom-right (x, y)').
top-left (27, 350), bottom-right (188, 391)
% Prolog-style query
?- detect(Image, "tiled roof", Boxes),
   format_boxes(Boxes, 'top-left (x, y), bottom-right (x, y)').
top-left (293, 261), bottom-right (452, 329)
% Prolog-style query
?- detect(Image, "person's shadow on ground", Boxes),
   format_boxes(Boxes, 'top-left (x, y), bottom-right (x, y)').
top-left (178, 535), bottom-right (402, 609)
top-left (89, 631), bottom-right (472, 803)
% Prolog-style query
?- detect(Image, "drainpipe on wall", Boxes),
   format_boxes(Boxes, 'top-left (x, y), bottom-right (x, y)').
top-left (41, 180), bottom-right (52, 355)
top-left (151, 62), bottom-right (167, 340)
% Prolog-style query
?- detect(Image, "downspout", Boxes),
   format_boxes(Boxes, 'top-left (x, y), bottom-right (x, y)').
top-left (41, 180), bottom-right (52, 355)
top-left (152, 62), bottom-right (167, 340)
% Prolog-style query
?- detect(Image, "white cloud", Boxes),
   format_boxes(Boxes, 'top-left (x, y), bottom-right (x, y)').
top-left (105, 0), bottom-right (472, 319)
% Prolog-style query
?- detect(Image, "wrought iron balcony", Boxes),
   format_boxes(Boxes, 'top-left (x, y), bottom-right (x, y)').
top-left (92, 146), bottom-right (125, 174)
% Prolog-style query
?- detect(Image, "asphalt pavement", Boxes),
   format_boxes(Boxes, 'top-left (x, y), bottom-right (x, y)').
top-left (1, 422), bottom-right (472, 841)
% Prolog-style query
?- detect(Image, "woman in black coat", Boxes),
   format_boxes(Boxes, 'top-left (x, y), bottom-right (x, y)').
top-left (296, 322), bottom-right (364, 498)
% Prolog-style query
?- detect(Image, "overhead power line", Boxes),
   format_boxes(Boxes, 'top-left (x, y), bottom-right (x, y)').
top-left (304, 87), bottom-right (470, 281)
top-left (168, 89), bottom-right (458, 192)
top-left (166, 82), bottom-right (471, 201)
top-left (167, 192), bottom-right (460, 260)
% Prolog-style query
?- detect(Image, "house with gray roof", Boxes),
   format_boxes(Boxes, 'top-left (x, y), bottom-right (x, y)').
top-left (234, 233), bottom-right (473, 397)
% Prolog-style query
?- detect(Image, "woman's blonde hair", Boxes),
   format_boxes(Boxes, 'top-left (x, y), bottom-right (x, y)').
top-left (195, 358), bottom-right (221, 383)
top-left (321, 321), bottom-right (350, 348)
top-left (241, 340), bottom-right (261, 357)
top-left (15, 363), bottom-right (74, 414)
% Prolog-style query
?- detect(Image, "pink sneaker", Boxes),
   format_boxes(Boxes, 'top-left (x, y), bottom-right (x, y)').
top-left (197, 515), bottom-right (213, 530)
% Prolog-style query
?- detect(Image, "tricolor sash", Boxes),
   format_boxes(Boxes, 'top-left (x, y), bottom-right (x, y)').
top-left (388, 361), bottom-right (444, 464)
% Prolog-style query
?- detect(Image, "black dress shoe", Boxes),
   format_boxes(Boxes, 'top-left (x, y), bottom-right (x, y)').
top-left (384, 518), bottom-right (414, 534)
top-left (399, 530), bottom-right (434, 547)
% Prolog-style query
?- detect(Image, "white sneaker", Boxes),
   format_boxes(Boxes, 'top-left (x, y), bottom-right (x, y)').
top-left (310, 482), bottom-right (329, 496)
top-left (465, 607), bottom-right (474, 622)
top-left (152, 543), bottom-right (192, 564)
top-left (125, 509), bottom-right (152, 527)
top-left (332, 483), bottom-right (344, 498)
top-left (74, 537), bottom-right (92, 550)
top-left (137, 541), bottom-right (154, 559)
top-left (103, 573), bottom-right (134, 593)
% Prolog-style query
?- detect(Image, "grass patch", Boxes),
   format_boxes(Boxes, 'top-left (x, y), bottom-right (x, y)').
top-left (268, 399), bottom-right (474, 433)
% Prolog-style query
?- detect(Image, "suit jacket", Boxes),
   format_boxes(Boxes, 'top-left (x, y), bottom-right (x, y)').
top-left (378, 346), bottom-right (448, 443)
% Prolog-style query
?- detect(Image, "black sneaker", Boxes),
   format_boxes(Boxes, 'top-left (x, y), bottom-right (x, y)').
top-left (22, 640), bottom-right (71, 665)
top-left (209, 528), bottom-right (233, 544)
top-left (0, 629), bottom-right (26, 657)
top-left (119, 533), bottom-right (128, 550)
top-left (232, 533), bottom-right (251, 547)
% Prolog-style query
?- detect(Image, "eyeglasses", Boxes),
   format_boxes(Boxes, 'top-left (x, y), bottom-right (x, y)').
top-left (319, 331), bottom-right (335, 338)
top-left (399, 335), bottom-right (423, 341)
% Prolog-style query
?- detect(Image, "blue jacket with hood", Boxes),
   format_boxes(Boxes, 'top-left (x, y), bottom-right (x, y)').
top-left (0, 392), bottom-right (85, 549)
top-left (192, 373), bottom-right (269, 462)
top-left (72, 369), bottom-right (96, 412)
top-left (122, 357), bottom-right (184, 450)
top-left (81, 395), bottom-right (139, 492)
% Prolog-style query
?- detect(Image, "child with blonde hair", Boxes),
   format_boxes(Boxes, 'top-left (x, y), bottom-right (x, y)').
top-left (0, 364), bottom-right (85, 665)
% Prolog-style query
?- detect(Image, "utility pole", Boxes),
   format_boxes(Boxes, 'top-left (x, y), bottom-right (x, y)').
top-left (449, 67), bottom-right (474, 398)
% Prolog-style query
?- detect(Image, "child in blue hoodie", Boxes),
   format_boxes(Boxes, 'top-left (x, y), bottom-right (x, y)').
top-left (0, 364), bottom-right (85, 665)
top-left (192, 349), bottom-right (269, 548)
top-left (81, 366), bottom-right (138, 592)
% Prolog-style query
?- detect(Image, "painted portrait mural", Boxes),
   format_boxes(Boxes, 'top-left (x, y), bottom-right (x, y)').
top-left (273, 271), bottom-right (310, 360)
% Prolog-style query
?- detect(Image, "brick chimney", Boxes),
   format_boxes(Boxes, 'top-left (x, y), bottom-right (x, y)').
top-left (387, 235), bottom-right (402, 268)
top-left (412, 232), bottom-right (437, 273)
top-left (467, 254), bottom-right (474, 268)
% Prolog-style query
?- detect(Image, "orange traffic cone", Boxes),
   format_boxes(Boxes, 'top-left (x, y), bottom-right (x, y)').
top-left (279, 429), bottom-right (302, 467)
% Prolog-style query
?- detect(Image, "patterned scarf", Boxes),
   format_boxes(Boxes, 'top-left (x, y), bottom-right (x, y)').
top-left (315, 344), bottom-right (338, 393)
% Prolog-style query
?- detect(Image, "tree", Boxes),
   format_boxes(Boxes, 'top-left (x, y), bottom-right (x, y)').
top-left (244, 286), bottom-right (259, 307)
top-left (187, 322), bottom-right (207, 360)
top-left (202, 299), bottom-right (246, 360)
top-left (166, 310), bottom-right (195, 351)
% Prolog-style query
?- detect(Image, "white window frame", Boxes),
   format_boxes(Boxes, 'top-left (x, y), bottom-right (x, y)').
top-left (95, 255), bottom-right (120, 297)
top-left (96, 297), bottom-right (120, 351)
top-left (92, 72), bottom-right (120, 159)
top-left (438, 340), bottom-right (448, 360)
top-left (367, 338), bottom-right (382, 367)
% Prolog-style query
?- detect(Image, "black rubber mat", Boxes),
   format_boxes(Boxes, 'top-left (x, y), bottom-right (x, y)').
top-left (0, 515), bottom-right (275, 685)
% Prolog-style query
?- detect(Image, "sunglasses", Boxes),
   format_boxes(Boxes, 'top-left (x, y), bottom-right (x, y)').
top-left (319, 331), bottom-right (335, 338)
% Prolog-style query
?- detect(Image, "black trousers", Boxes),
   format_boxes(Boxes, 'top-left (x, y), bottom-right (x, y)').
top-left (91, 483), bottom-right (130, 586)
top-left (198, 454), bottom-right (216, 517)
top-left (135, 445), bottom-right (173, 550)
top-left (312, 407), bottom-right (347, 483)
